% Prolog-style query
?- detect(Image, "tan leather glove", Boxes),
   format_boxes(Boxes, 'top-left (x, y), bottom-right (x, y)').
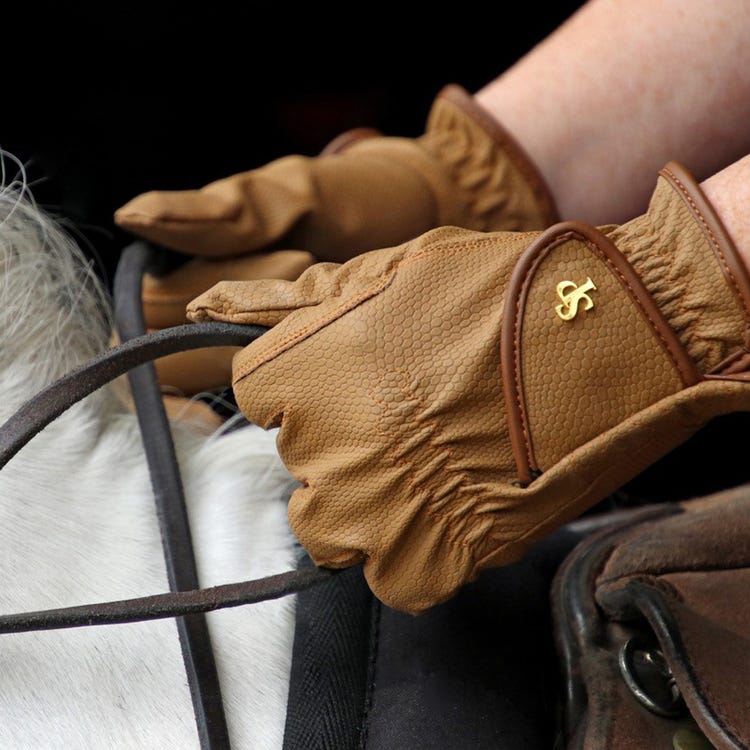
top-left (116, 85), bottom-right (557, 396)
top-left (115, 85), bottom-right (558, 262)
top-left (185, 161), bottom-right (750, 613)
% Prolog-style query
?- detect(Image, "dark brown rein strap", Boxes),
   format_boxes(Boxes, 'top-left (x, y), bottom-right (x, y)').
top-left (0, 242), bottom-right (339, 747)
top-left (0, 277), bottom-right (339, 603)
top-left (0, 566), bottom-right (336, 633)
top-left (115, 240), bottom-right (231, 749)
top-left (0, 321), bottom-right (261, 467)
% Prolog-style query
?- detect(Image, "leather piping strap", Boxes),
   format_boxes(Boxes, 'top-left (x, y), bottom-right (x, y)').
top-left (0, 267), bottom-right (339, 631)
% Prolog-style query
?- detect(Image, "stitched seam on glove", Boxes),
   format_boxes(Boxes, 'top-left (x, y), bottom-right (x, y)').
top-left (663, 164), bottom-right (750, 321)
top-left (232, 234), bottom-right (518, 382)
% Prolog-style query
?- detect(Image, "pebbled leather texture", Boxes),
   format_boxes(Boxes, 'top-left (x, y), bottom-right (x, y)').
top-left (187, 161), bottom-right (750, 614)
top-left (502, 220), bottom-right (697, 484)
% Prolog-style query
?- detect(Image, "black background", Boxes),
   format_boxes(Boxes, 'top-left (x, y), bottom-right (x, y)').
top-left (1, 3), bottom-right (585, 286)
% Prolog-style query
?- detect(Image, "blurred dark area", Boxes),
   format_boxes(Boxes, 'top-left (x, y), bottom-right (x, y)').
top-left (3, 2), bottom-right (750, 501)
top-left (1, 3), bottom-right (586, 287)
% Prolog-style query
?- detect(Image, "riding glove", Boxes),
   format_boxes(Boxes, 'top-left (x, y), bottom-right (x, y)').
top-left (187, 161), bottom-right (750, 613)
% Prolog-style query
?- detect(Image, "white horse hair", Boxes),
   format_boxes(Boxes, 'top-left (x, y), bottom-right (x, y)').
top-left (0, 155), bottom-right (300, 748)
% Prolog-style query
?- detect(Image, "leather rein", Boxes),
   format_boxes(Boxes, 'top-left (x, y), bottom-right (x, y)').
top-left (0, 241), bottom-right (338, 748)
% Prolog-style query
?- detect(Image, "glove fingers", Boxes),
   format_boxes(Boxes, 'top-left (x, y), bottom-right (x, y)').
top-left (143, 249), bottom-right (316, 329)
top-left (115, 158), bottom-right (316, 258)
top-left (115, 188), bottom-right (249, 256)
top-left (287, 484), bottom-right (365, 569)
top-left (286, 451), bottom-right (478, 614)
top-left (186, 259), bottom-right (350, 328)
top-left (115, 140), bottom-right (441, 264)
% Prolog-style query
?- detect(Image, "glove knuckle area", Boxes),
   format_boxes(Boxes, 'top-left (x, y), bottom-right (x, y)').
top-left (361, 506), bottom-right (480, 615)
top-left (287, 484), bottom-right (365, 568)
top-left (284, 462), bottom-right (481, 614)
top-left (231, 227), bottom-right (535, 613)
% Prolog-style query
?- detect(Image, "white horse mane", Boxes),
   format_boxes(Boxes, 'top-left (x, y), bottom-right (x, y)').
top-left (0, 155), bottom-right (299, 748)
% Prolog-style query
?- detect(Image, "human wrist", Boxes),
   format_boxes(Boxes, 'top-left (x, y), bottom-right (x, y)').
top-left (700, 155), bottom-right (750, 280)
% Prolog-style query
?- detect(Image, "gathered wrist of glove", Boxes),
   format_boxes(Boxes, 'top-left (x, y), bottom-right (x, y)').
top-left (185, 161), bottom-right (750, 614)
top-left (114, 84), bottom-right (558, 264)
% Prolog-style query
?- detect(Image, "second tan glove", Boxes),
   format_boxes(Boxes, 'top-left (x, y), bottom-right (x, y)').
top-left (114, 85), bottom-right (558, 262)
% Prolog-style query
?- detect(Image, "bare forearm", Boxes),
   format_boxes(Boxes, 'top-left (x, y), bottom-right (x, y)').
top-left (475, 0), bottom-right (750, 224)
top-left (702, 154), bottom-right (750, 272)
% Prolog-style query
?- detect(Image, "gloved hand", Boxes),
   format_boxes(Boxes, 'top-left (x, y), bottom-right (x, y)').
top-left (186, 161), bottom-right (750, 613)
top-left (115, 85), bottom-right (559, 395)
top-left (115, 84), bottom-right (558, 261)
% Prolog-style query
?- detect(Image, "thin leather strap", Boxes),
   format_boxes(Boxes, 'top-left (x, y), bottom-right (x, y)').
top-left (0, 565), bottom-right (339, 634)
top-left (0, 320), bottom-right (260, 467)
top-left (114, 240), bottom-right (231, 750)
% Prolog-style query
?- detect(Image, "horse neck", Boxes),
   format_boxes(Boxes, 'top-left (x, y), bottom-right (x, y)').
top-left (0, 185), bottom-right (298, 749)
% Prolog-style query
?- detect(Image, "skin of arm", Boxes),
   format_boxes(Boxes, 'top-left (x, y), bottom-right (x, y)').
top-left (475, 0), bottom-right (750, 225)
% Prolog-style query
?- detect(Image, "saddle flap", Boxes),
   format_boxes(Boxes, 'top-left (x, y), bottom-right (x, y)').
top-left (553, 486), bottom-right (750, 749)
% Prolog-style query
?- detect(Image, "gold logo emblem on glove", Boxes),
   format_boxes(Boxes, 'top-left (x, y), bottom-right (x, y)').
top-left (555, 277), bottom-right (596, 321)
